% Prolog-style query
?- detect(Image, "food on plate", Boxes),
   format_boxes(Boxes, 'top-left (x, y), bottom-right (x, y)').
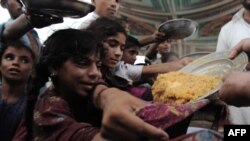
top-left (152, 71), bottom-right (220, 104)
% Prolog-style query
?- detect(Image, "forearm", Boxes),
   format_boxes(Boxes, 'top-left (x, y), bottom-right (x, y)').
top-left (142, 61), bottom-right (182, 76)
top-left (93, 84), bottom-right (125, 111)
top-left (145, 43), bottom-right (158, 60)
top-left (93, 84), bottom-right (110, 109)
top-left (139, 35), bottom-right (156, 47)
top-left (3, 14), bottom-right (33, 40)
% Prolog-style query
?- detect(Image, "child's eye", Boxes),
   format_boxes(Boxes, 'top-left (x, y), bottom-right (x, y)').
top-left (21, 58), bottom-right (30, 64)
top-left (4, 54), bottom-right (14, 61)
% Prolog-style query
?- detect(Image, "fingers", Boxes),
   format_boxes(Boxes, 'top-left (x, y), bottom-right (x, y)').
top-left (180, 57), bottom-right (192, 66)
top-left (229, 47), bottom-right (241, 59)
top-left (101, 121), bottom-right (138, 141)
top-left (229, 39), bottom-right (245, 59)
top-left (221, 73), bottom-right (229, 82)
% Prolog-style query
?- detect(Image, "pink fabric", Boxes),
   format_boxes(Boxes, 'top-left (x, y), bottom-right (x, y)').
top-left (127, 86), bottom-right (148, 98)
top-left (136, 100), bottom-right (210, 130)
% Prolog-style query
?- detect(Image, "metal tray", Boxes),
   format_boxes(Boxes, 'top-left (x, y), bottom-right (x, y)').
top-left (158, 18), bottom-right (198, 40)
top-left (180, 51), bottom-right (248, 101)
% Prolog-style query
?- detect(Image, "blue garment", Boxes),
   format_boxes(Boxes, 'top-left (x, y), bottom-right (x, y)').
top-left (0, 91), bottom-right (25, 141)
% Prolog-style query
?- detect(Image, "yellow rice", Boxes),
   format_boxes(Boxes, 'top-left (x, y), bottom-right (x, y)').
top-left (152, 71), bottom-right (220, 104)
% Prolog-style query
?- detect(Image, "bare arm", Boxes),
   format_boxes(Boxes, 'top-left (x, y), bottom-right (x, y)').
top-left (141, 57), bottom-right (191, 78)
top-left (2, 14), bottom-right (33, 41)
top-left (139, 32), bottom-right (165, 47)
top-left (93, 84), bottom-right (169, 141)
top-left (144, 43), bottom-right (159, 60)
top-left (2, 12), bottom-right (63, 41)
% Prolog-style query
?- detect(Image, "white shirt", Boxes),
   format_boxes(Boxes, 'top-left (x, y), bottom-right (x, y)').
top-left (112, 61), bottom-right (143, 84)
top-left (37, 12), bottom-right (100, 42)
top-left (216, 8), bottom-right (250, 52)
top-left (216, 9), bottom-right (250, 125)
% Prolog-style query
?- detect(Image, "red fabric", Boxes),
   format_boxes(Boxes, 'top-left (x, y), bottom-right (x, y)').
top-left (136, 100), bottom-right (210, 130)
top-left (12, 119), bottom-right (27, 141)
top-left (13, 88), bottom-right (100, 141)
top-left (127, 86), bottom-right (148, 98)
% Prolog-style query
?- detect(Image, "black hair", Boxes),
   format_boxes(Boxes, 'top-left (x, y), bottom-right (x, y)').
top-left (86, 17), bottom-right (127, 42)
top-left (161, 52), bottom-right (179, 63)
top-left (0, 40), bottom-right (36, 60)
top-left (86, 17), bottom-right (127, 59)
top-left (0, 0), bottom-right (7, 8)
top-left (125, 35), bottom-right (140, 49)
top-left (25, 29), bottom-right (100, 140)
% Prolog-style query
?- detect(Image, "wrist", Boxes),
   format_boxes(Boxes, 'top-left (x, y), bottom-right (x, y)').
top-left (93, 84), bottom-right (110, 109)
top-left (22, 13), bottom-right (34, 28)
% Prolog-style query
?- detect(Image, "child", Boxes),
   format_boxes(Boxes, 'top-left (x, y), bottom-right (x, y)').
top-left (87, 17), bottom-right (190, 100)
top-left (0, 40), bottom-right (35, 141)
top-left (122, 35), bottom-right (140, 65)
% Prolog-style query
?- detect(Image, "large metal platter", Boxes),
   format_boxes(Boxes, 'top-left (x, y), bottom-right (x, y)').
top-left (21, 0), bottom-right (95, 18)
top-left (182, 52), bottom-right (212, 61)
top-left (158, 18), bottom-right (198, 40)
top-left (180, 51), bottom-right (248, 101)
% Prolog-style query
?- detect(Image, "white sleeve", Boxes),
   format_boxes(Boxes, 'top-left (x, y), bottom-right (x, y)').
top-left (114, 63), bottom-right (143, 83)
top-left (126, 64), bottom-right (143, 82)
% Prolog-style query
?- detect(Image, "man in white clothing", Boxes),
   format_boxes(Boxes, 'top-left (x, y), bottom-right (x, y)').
top-left (216, 0), bottom-right (250, 125)
top-left (216, 0), bottom-right (250, 51)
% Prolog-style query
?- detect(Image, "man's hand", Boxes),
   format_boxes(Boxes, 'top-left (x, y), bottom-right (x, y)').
top-left (229, 38), bottom-right (250, 59)
top-left (98, 87), bottom-right (169, 141)
top-left (24, 9), bottom-right (63, 28)
top-left (153, 31), bottom-right (166, 42)
top-left (218, 71), bottom-right (250, 107)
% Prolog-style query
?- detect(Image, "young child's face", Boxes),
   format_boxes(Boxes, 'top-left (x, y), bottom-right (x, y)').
top-left (157, 40), bottom-right (171, 54)
top-left (122, 47), bottom-right (139, 65)
top-left (102, 33), bottom-right (126, 69)
top-left (55, 53), bottom-right (102, 97)
top-left (93, 0), bottom-right (120, 17)
top-left (0, 46), bottom-right (34, 83)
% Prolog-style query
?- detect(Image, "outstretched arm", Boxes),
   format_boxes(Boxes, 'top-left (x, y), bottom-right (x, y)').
top-left (2, 12), bottom-right (63, 41)
top-left (139, 31), bottom-right (165, 47)
top-left (93, 84), bottom-right (169, 141)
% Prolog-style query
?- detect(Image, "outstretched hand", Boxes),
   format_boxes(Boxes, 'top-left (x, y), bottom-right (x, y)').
top-left (229, 38), bottom-right (250, 59)
top-left (218, 71), bottom-right (250, 107)
top-left (98, 87), bottom-right (169, 141)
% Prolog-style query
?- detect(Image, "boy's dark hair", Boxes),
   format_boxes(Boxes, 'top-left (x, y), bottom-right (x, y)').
top-left (0, 40), bottom-right (36, 63)
top-left (161, 52), bottom-right (179, 63)
top-left (125, 35), bottom-right (140, 49)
